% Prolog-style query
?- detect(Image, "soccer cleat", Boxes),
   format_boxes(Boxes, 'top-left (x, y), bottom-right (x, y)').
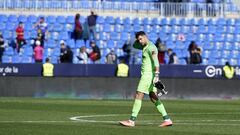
top-left (119, 120), bottom-right (135, 127)
top-left (159, 120), bottom-right (173, 127)
top-left (154, 80), bottom-right (168, 97)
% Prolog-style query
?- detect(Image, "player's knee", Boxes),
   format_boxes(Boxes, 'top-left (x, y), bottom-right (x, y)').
top-left (135, 92), bottom-right (144, 99)
top-left (149, 92), bottom-right (158, 103)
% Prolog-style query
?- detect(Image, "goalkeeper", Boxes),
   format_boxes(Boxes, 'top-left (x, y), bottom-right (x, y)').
top-left (119, 31), bottom-right (173, 127)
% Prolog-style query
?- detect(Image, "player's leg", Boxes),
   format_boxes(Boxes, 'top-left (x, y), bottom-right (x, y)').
top-left (149, 91), bottom-right (173, 127)
top-left (119, 91), bottom-right (144, 127)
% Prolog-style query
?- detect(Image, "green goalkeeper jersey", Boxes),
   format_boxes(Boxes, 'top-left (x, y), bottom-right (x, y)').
top-left (133, 41), bottom-right (159, 74)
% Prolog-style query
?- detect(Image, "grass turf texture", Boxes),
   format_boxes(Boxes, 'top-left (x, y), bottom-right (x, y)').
top-left (0, 98), bottom-right (240, 135)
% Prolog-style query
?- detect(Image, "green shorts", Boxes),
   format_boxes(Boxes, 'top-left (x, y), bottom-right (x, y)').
top-left (137, 73), bottom-right (157, 94)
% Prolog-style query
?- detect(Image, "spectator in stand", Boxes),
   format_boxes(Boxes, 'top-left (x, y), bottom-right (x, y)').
top-left (73, 13), bottom-right (83, 42)
top-left (34, 40), bottom-right (44, 63)
top-left (188, 41), bottom-right (198, 64)
top-left (116, 58), bottom-right (129, 77)
top-left (77, 46), bottom-right (88, 64)
top-left (106, 49), bottom-right (117, 64)
top-left (155, 37), bottom-right (167, 64)
top-left (0, 33), bottom-right (5, 63)
top-left (65, 46), bottom-right (73, 63)
top-left (190, 47), bottom-right (202, 64)
top-left (35, 17), bottom-right (48, 46)
top-left (122, 40), bottom-right (131, 64)
top-left (60, 40), bottom-right (67, 63)
top-left (167, 48), bottom-right (179, 64)
top-left (15, 22), bottom-right (26, 53)
top-left (87, 11), bottom-right (98, 41)
top-left (89, 41), bottom-right (101, 63)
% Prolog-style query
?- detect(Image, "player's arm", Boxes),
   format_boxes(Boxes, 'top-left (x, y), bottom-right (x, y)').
top-left (151, 47), bottom-right (160, 82)
top-left (133, 40), bottom-right (143, 50)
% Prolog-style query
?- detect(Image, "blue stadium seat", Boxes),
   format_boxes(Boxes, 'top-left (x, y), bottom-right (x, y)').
top-left (123, 24), bottom-right (132, 33)
top-left (175, 41), bottom-right (185, 49)
top-left (114, 24), bottom-right (123, 33)
top-left (179, 18), bottom-right (189, 26)
top-left (23, 47), bottom-right (33, 56)
top-left (0, 14), bottom-right (8, 22)
top-left (75, 40), bottom-right (84, 48)
top-left (18, 15), bottom-right (27, 23)
top-left (214, 42), bottom-right (223, 50)
top-left (179, 59), bottom-right (187, 65)
top-left (0, 22), bottom-right (6, 31)
top-left (211, 50), bottom-right (221, 59)
top-left (50, 32), bottom-right (59, 40)
top-left (143, 17), bottom-right (152, 25)
top-left (229, 58), bottom-right (238, 65)
top-left (59, 32), bottom-right (69, 40)
top-left (231, 50), bottom-right (239, 59)
top-left (225, 34), bottom-right (234, 42)
top-left (197, 25), bottom-right (206, 33)
top-left (221, 50), bottom-right (231, 59)
top-left (8, 15), bottom-right (18, 23)
top-left (96, 16), bottom-right (105, 24)
top-left (47, 15), bottom-right (56, 24)
top-left (216, 18), bottom-right (227, 26)
top-left (133, 18), bottom-right (143, 25)
top-left (208, 25), bottom-right (216, 34)
top-left (144, 25), bottom-right (151, 33)
top-left (218, 58), bottom-right (227, 65)
top-left (227, 18), bottom-right (235, 26)
top-left (53, 23), bottom-right (64, 32)
top-left (3, 31), bottom-right (12, 40)
top-left (208, 18), bottom-right (216, 26)
top-left (115, 17), bottom-right (124, 25)
top-left (120, 32), bottom-right (129, 41)
top-left (46, 39), bottom-right (57, 48)
top-left (105, 16), bottom-right (115, 24)
top-left (103, 24), bottom-right (112, 33)
top-left (117, 40), bottom-right (125, 48)
top-left (4, 47), bottom-right (14, 56)
top-left (22, 56), bottom-right (34, 63)
top-left (66, 16), bottom-right (74, 24)
top-left (107, 40), bottom-right (115, 49)
top-left (161, 18), bottom-right (170, 25)
top-left (166, 41), bottom-right (175, 49)
top-left (148, 33), bottom-right (158, 43)
top-left (6, 23), bottom-right (16, 31)
top-left (152, 18), bottom-right (161, 25)
top-left (226, 26), bottom-right (234, 34)
top-left (52, 48), bottom-right (60, 57)
top-left (198, 18), bottom-right (207, 26)
top-left (202, 50), bottom-right (211, 59)
top-left (27, 15), bottom-right (38, 23)
top-left (2, 56), bottom-right (12, 63)
top-left (12, 55), bottom-right (22, 63)
top-left (123, 17), bottom-right (132, 25)
top-left (133, 25), bottom-right (142, 33)
top-left (99, 32), bottom-right (109, 41)
top-left (56, 16), bottom-right (66, 24)
top-left (110, 32), bottom-right (119, 41)
top-left (208, 58), bottom-right (218, 65)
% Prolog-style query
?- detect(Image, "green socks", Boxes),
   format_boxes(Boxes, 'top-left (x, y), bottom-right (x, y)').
top-left (155, 100), bottom-right (170, 120)
top-left (130, 99), bottom-right (142, 121)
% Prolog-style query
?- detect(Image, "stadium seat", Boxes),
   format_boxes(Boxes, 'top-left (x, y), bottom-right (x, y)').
top-left (27, 15), bottom-right (38, 23)
top-left (110, 32), bottom-right (119, 41)
top-left (12, 55), bottom-right (22, 63)
top-left (96, 16), bottom-right (105, 24)
top-left (143, 17), bottom-right (152, 25)
top-left (18, 15), bottom-right (27, 23)
top-left (47, 15), bottom-right (56, 24)
top-left (56, 16), bottom-right (66, 24)
top-left (22, 56), bottom-right (34, 63)
top-left (75, 40), bottom-right (84, 48)
top-left (66, 16), bottom-right (74, 24)
top-left (2, 56), bottom-right (12, 63)
top-left (105, 16), bottom-right (115, 24)
top-left (0, 14), bottom-right (8, 22)
top-left (23, 47), bottom-right (33, 56)
top-left (4, 47), bottom-right (14, 56)
top-left (107, 40), bottom-right (115, 49)
top-left (115, 17), bottom-right (124, 25)
top-left (0, 22), bottom-right (6, 31)
top-left (8, 15), bottom-right (18, 23)
top-left (152, 18), bottom-right (161, 25)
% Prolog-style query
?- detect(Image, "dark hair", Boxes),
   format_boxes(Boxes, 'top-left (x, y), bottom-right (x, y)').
top-left (75, 13), bottom-right (80, 21)
top-left (46, 58), bottom-right (50, 62)
top-left (19, 21), bottom-right (23, 24)
top-left (135, 31), bottom-right (146, 39)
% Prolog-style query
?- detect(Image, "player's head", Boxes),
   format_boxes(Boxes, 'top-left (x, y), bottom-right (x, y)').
top-left (135, 31), bottom-right (148, 46)
top-left (45, 58), bottom-right (50, 63)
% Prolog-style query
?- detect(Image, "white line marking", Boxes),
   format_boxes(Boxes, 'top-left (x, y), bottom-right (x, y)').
top-left (193, 70), bottom-right (203, 73)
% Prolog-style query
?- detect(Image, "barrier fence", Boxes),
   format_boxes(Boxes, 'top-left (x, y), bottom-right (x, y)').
top-left (0, 0), bottom-right (239, 17)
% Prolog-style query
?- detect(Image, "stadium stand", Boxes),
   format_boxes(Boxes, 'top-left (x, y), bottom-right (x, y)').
top-left (0, 0), bottom-right (239, 65)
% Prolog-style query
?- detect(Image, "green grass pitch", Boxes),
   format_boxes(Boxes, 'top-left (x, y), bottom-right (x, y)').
top-left (0, 98), bottom-right (240, 135)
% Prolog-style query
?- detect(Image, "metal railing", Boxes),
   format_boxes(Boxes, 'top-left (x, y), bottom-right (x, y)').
top-left (0, 0), bottom-right (238, 17)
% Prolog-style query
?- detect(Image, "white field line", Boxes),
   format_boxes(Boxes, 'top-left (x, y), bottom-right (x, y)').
top-left (0, 113), bottom-right (239, 126)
